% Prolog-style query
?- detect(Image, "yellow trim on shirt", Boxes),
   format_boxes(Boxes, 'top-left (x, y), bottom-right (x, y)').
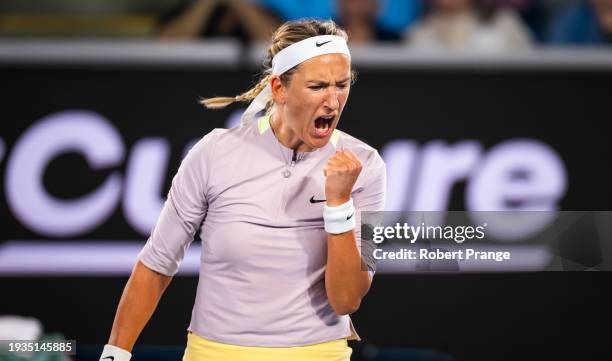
top-left (330, 129), bottom-right (340, 147)
top-left (257, 115), bottom-right (271, 134)
top-left (183, 332), bottom-right (352, 361)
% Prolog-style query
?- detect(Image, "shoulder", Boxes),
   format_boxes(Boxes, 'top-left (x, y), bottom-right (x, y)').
top-left (188, 128), bottom-right (225, 156)
top-left (190, 120), bottom-right (259, 156)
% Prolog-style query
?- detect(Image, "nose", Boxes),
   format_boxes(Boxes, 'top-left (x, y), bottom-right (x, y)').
top-left (323, 86), bottom-right (339, 111)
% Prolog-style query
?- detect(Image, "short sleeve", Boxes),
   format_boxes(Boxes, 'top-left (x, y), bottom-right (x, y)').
top-left (353, 151), bottom-right (386, 279)
top-left (137, 130), bottom-right (219, 276)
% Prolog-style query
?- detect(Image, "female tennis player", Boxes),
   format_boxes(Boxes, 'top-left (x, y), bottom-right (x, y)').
top-left (100, 19), bottom-right (386, 361)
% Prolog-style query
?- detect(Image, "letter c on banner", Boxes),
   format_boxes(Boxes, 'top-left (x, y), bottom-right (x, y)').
top-left (5, 111), bottom-right (125, 237)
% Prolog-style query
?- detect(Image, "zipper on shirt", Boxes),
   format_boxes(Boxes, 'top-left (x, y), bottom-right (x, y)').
top-left (291, 150), bottom-right (297, 168)
top-left (275, 149), bottom-right (297, 219)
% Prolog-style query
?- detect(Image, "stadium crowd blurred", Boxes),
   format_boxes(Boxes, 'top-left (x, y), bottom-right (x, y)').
top-left (1, 0), bottom-right (611, 51)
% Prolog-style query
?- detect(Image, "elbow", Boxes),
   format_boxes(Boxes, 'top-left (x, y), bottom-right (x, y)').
top-left (330, 296), bottom-right (362, 316)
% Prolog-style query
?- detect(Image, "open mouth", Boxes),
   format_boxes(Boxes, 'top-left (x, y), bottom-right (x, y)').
top-left (314, 115), bottom-right (334, 137)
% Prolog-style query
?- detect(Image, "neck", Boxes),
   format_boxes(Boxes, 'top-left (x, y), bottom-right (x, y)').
top-left (269, 112), bottom-right (314, 153)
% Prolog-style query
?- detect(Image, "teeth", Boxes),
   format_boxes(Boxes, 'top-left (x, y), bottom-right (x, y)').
top-left (314, 115), bottom-right (333, 133)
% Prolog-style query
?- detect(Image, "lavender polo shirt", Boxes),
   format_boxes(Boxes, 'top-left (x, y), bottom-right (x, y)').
top-left (137, 115), bottom-right (386, 347)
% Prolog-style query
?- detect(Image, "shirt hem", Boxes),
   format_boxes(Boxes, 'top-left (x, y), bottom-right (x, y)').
top-left (186, 326), bottom-right (353, 348)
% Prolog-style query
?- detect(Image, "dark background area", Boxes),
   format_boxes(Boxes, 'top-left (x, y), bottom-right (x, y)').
top-left (2, 274), bottom-right (611, 361)
top-left (2, 63), bottom-right (612, 361)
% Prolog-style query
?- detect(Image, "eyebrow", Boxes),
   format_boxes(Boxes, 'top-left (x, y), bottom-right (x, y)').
top-left (306, 77), bottom-right (351, 85)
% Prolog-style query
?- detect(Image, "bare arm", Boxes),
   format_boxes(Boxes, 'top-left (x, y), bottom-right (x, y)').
top-left (225, 0), bottom-right (280, 41)
top-left (104, 130), bottom-right (216, 355)
top-left (323, 150), bottom-right (373, 315)
top-left (107, 260), bottom-right (172, 352)
top-left (326, 229), bottom-right (371, 315)
top-left (158, 0), bottom-right (219, 40)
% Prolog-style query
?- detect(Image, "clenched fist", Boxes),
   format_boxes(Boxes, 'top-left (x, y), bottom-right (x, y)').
top-left (323, 150), bottom-right (362, 206)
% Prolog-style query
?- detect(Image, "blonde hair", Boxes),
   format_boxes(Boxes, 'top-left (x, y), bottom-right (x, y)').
top-left (201, 19), bottom-right (353, 111)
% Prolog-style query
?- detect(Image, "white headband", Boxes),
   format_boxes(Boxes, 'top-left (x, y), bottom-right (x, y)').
top-left (241, 35), bottom-right (351, 125)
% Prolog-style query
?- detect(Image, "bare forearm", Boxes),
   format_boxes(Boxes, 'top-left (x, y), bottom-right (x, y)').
top-left (324, 151), bottom-right (370, 315)
top-left (226, 0), bottom-right (280, 41)
top-left (325, 230), bottom-right (371, 315)
top-left (107, 261), bottom-right (172, 351)
top-left (158, 0), bottom-right (218, 39)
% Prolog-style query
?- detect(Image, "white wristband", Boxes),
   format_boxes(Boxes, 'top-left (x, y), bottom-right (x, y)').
top-left (100, 344), bottom-right (132, 361)
top-left (324, 198), bottom-right (356, 234)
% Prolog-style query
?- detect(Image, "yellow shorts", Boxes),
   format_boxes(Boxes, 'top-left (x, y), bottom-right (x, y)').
top-left (182, 332), bottom-right (352, 361)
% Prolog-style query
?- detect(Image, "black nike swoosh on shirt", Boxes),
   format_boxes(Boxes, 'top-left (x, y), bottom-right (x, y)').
top-left (310, 196), bottom-right (326, 203)
top-left (102, 357), bottom-right (114, 361)
top-left (347, 212), bottom-right (354, 220)
top-left (315, 40), bottom-right (332, 47)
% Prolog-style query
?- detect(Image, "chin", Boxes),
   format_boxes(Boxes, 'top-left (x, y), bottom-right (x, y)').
top-left (307, 136), bottom-right (331, 149)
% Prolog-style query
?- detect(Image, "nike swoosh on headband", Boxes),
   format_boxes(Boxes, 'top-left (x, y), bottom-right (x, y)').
top-left (347, 212), bottom-right (354, 220)
top-left (241, 35), bottom-right (350, 125)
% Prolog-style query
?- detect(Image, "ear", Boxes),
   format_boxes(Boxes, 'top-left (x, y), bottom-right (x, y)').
top-left (270, 75), bottom-right (285, 105)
